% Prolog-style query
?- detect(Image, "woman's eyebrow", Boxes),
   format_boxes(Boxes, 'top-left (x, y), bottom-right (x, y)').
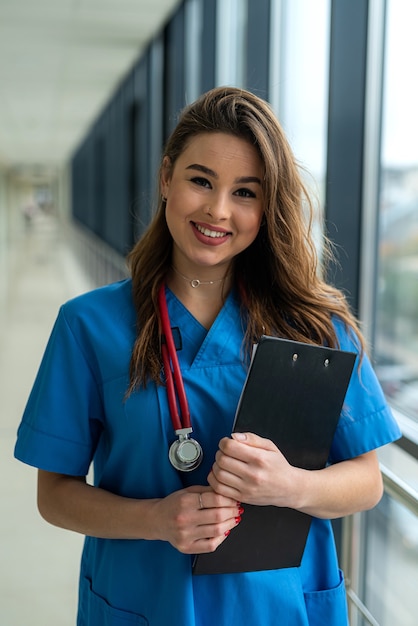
top-left (185, 163), bottom-right (261, 185)
top-left (186, 163), bottom-right (217, 177)
top-left (234, 176), bottom-right (262, 185)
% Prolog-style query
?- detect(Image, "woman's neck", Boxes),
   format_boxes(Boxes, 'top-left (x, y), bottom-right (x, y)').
top-left (166, 264), bottom-right (233, 330)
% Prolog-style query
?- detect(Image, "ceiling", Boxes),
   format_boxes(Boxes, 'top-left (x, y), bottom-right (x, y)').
top-left (0, 0), bottom-right (180, 182)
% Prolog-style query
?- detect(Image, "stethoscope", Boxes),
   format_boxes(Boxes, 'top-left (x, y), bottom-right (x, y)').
top-left (158, 284), bottom-right (203, 472)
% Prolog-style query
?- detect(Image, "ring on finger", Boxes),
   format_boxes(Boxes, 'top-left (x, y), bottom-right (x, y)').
top-left (198, 493), bottom-right (204, 510)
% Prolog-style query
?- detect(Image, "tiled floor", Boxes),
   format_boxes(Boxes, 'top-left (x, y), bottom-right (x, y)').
top-left (0, 213), bottom-right (95, 625)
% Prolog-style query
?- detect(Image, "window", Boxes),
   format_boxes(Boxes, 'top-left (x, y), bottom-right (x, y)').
top-left (215, 0), bottom-right (248, 87)
top-left (270, 0), bottom-right (331, 203)
top-left (353, 2), bottom-right (418, 623)
top-left (374, 0), bottom-right (418, 428)
top-left (184, 0), bottom-right (203, 102)
top-left (269, 0), bottom-right (331, 253)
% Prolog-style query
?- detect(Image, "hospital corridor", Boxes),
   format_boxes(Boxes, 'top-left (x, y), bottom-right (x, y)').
top-left (0, 213), bottom-right (94, 624)
top-left (1, 0), bottom-right (417, 624)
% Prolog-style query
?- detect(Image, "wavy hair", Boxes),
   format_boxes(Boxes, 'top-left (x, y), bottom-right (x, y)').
top-left (127, 86), bottom-right (364, 393)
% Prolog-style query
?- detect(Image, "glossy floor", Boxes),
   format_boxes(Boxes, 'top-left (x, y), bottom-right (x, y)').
top-left (0, 212), bottom-right (94, 625)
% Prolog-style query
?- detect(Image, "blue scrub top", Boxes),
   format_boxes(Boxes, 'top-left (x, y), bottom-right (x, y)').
top-left (15, 279), bottom-right (401, 626)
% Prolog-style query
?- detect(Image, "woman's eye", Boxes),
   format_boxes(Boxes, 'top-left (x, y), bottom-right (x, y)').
top-left (191, 177), bottom-right (211, 188)
top-left (235, 188), bottom-right (256, 198)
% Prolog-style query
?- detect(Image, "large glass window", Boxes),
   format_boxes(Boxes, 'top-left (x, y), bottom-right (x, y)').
top-left (269, 0), bottom-right (331, 255)
top-left (215, 0), bottom-right (247, 87)
top-left (270, 0), bottom-right (331, 206)
top-left (184, 0), bottom-right (203, 103)
top-left (352, 2), bottom-right (418, 623)
top-left (374, 0), bottom-right (418, 427)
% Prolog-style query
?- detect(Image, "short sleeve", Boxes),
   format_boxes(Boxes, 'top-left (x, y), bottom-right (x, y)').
top-left (14, 306), bottom-right (104, 475)
top-left (328, 321), bottom-right (402, 462)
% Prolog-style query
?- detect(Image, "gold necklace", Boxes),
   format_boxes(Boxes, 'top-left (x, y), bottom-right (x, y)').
top-left (172, 266), bottom-right (229, 289)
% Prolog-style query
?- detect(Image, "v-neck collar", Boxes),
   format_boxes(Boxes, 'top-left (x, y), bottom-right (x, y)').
top-left (165, 287), bottom-right (243, 369)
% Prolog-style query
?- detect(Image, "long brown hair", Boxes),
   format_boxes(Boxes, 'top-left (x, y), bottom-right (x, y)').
top-left (127, 86), bottom-right (364, 393)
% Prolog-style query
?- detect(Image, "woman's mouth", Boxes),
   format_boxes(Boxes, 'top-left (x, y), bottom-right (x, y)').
top-left (193, 222), bottom-right (231, 239)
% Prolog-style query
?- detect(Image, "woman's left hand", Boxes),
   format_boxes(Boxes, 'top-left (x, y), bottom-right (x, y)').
top-left (207, 432), bottom-right (301, 508)
top-left (208, 432), bottom-right (384, 518)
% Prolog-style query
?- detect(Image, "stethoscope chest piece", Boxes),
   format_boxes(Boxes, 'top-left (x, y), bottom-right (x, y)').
top-left (169, 428), bottom-right (203, 472)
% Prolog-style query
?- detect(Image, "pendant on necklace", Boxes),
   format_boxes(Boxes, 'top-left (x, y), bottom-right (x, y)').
top-left (172, 266), bottom-right (228, 289)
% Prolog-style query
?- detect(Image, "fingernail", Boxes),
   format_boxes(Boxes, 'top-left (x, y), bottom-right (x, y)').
top-left (238, 506), bottom-right (244, 515)
top-left (235, 516), bottom-right (242, 524)
top-left (232, 432), bottom-right (247, 441)
top-left (224, 530), bottom-right (231, 537)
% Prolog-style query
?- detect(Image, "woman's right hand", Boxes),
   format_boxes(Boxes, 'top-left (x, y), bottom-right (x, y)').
top-left (37, 471), bottom-right (241, 553)
top-left (151, 486), bottom-right (242, 554)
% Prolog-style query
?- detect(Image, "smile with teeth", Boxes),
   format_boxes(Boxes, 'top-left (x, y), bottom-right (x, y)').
top-left (194, 223), bottom-right (230, 238)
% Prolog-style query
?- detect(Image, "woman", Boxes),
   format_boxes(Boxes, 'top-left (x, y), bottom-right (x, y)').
top-left (15, 87), bottom-right (401, 625)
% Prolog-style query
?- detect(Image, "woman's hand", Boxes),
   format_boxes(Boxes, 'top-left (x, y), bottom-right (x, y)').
top-left (207, 432), bottom-right (384, 519)
top-left (207, 432), bottom-right (299, 508)
top-left (37, 471), bottom-right (241, 551)
top-left (151, 486), bottom-right (241, 554)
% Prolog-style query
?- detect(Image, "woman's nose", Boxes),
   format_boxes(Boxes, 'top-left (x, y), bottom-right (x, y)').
top-left (204, 192), bottom-right (230, 219)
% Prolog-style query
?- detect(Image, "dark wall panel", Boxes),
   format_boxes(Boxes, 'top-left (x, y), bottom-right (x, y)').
top-left (164, 3), bottom-right (186, 136)
top-left (130, 36), bottom-right (165, 241)
top-left (325, 0), bottom-right (369, 314)
top-left (91, 73), bottom-right (138, 255)
top-left (72, 138), bottom-right (95, 233)
top-left (93, 119), bottom-right (106, 240)
top-left (245, 0), bottom-right (270, 97)
top-left (200, 0), bottom-right (217, 94)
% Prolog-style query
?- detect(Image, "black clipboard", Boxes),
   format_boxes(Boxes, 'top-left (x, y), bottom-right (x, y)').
top-left (193, 335), bottom-right (356, 575)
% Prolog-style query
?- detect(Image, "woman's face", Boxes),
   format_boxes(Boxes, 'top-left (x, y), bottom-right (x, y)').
top-left (161, 132), bottom-right (265, 276)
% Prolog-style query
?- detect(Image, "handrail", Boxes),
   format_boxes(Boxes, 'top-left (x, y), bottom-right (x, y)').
top-left (379, 462), bottom-right (418, 517)
top-left (346, 588), bottom-right (380, 626)
top-left (392, 409), bottom-right (418, 461)
top-left (344, 461), bottom-right (418, 625)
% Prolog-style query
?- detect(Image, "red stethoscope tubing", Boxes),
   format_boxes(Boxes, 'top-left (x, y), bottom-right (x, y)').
top-left (158, 284), bottom-right (191, 431)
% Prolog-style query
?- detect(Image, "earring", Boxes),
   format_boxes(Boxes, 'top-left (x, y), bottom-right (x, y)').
top-left (162, 196), bottom-right (167, 203)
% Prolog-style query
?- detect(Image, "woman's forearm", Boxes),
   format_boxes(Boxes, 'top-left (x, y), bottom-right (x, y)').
top-left (37, 470), bottom-right (160, 539)
top-left (290, 451), bottom-right (383, 519)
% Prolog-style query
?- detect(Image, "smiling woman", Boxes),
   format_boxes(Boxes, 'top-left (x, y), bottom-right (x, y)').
top-left (14, 86), bottom-right (401, 626)
top-left (162, 132), bottom-right (265, 287)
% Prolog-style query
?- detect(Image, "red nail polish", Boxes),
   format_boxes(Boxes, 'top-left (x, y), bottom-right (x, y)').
top-left (224, 530), bottom-right (231, 537)
top-left (235, 516), bottom-right (242, 524)
top-left (238, 506), bottom-right (244, 515)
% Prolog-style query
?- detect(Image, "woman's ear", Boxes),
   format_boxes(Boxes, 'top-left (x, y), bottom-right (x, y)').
top-left (160, 156), bottom-right (172, 199)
